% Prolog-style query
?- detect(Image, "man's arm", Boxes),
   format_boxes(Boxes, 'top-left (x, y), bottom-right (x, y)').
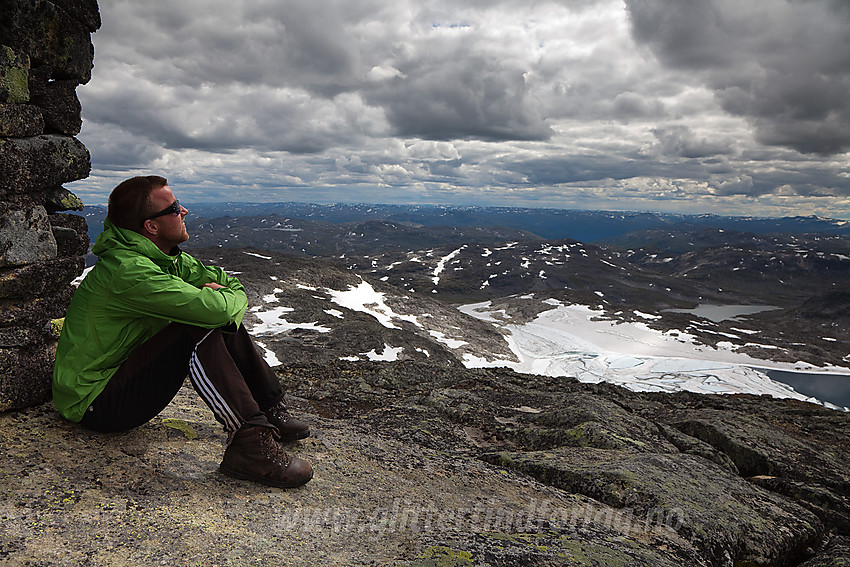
top-left (107, 255), bottom-right (249, 329)
top-left (180, 255), bottom-right (244, 291)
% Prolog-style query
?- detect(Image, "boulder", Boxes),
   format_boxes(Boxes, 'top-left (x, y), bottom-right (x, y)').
top-left (0, 0), bottom-right (96, 82)
top-left (0, 0), bottom-right (96, 415)
top-left (41, 185), bottom-right (84, 213)
top-left (0, 204), bottom-right (57, 266)
top-left (0, 255), bottom-right (82, 300)
top-left (0, 134), bottom-right (90, 198)
top-left (48, 212), bottom-right (88, 257)
top-left (484, 448), bottom-right (821, 566)
top-left (0, 342), bottom-right (54, 411)
top-left (28, 66), bottom-right (81, 135)
top-left (0, 102), bottom-right (43, 136)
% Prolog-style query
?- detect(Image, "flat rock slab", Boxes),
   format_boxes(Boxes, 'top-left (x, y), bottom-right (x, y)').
top-left (0, 385), bottom-right (709, 566)
top-left (484, 447), bottom-right (822, 566)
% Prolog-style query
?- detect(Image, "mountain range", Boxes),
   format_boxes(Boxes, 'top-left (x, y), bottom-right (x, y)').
top-left (80, 203), bottom-right (850, 247)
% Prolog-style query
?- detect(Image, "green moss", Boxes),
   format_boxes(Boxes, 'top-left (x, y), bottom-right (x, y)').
top-left (495, 452), bottom-right (513, 466)
top-left (565, 423), bottom-right (591, 446)
top-left (485, 532), bottom-right (554, 552)
top-left (410, 545), bottom-right (473, 566)
top-left (58, 192), bottom-right (84, 211)
top-left (161, 418), bottom-right (198, 440)
top-left (608, 432), bottom-right (647, 448)
top-left (47, 318), bottom-right (64, 338)
top-left (1, 45), bottom-right (30, 103)
top-left (556, 536), bottom-right (640, 566)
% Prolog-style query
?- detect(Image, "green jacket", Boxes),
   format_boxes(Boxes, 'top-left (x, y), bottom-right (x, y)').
top-left (52, 219), bottom-right (248, 422)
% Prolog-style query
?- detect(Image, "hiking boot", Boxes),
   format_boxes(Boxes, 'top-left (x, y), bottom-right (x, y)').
top-left (264, 400), bottom-right (310, 442)
top-left (220, 425), bottom-right (313, 488)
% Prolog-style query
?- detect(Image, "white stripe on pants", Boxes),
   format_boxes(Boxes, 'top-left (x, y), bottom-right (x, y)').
top-left (188, 329), bottom-right (242, 432)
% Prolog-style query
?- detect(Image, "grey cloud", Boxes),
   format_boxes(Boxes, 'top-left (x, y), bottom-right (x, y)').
top-left (505, 153), bottom-right (650, 186)
top-left (746, 161), bottom-right (850, 198)
top-left (625, 0), bottom-right (850, 154)
top-left (359, 4), bottom-right (559, 142)
top-left (708, 174), bottom-right (754, 196)
top-left (495, 141), bottom-right (826, 200)
top-left (240, 1), bottom-right (371, 96)
top-left (367, 55), bottom-right (553, 141)
top-left (100, 1), bottom-right (370, 93)
top-left (94, 1), bottom-right (555, 152)
top-left (81, 77), bottom-right (378, 155)
top-left (612, 91), bottom-right (667, 121)
top-left (77, 122), bottom-right (164, 168)
top-left (647, 125), bottom-right (733, 159)
top-left (426, 159), bottom-right (465, 178)
top-left (626, 0), bottom-right (740, 68)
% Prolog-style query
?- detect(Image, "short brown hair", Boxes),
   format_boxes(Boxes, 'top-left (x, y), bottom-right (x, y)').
top-left (107, 175), bottom-right (168, 231)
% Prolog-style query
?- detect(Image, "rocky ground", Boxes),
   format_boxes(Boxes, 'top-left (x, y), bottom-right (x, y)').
top-left (2, 360), bottom-right (848, 566)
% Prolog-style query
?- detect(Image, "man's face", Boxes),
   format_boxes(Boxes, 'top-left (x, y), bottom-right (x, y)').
top-left (147, 184), bottom-right (189, 249)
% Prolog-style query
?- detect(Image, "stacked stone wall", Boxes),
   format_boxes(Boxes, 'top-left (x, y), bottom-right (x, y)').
top-left (0, 0), bottom-right (100, 410)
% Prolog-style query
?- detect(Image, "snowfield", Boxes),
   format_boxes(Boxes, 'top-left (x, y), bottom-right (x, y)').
top-left (244, 278), bottom-right (849, 411)
top-left (459, 299), bottom-right (849, 410)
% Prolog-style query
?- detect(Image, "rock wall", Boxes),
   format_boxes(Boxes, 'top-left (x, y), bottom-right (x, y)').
top-left (0, 0), bottom-right (100, 411)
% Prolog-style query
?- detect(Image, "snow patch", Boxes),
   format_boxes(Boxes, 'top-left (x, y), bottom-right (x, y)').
top-left (429, 330), bottom-right (468, 349)
top-left (432, 246), bottom-right (466, 285)
top-left (262, 288), bottom-right (283, 303)
top-left (633, 310), bottom-right (660, 320)
top-left (254, 340), bottom-right (281, 367)
top-left (250, 305), bottom-right (331, 335)
top-left (325, 279), bottom-right (419, 329)
top-left (243, 251), bottom-right (272, 260)
top-left (363, 344), bottom-right (404, 362)
top-left (72, 266), bottom-right (93, 287)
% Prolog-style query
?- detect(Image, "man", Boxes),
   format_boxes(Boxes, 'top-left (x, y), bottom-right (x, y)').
top-left (53, 175), bottom-right (312, 488)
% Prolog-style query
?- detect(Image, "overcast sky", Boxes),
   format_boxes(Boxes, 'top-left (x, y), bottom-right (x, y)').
top-left (69, 0), bottom-right (850, 218)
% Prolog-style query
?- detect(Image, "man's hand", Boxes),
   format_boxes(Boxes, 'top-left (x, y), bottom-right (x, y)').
top-left (203, 282), bottom-right (224, 290)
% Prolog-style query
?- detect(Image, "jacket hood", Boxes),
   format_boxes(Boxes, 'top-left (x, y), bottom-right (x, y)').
top-left (92, 218), bottom-right (178, 268)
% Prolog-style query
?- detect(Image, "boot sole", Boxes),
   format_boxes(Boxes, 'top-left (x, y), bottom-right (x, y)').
top-left (278, 429), bottom-right (310, 443)
top-left (219, 463), bottom-right (313, 488)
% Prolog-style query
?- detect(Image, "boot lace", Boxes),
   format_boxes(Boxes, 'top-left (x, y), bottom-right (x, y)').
top-left (268, 401), bottom-right (293, 423)
top-left (258, 427), bottom-right (291, 467)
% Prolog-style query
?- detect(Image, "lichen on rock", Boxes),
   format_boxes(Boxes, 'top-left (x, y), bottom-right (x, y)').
top-left (0, 45), bottom-right (30, 104)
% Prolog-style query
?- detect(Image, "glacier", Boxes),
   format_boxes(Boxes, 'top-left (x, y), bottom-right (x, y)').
top-left (459, 299), bottom-right (849, 411)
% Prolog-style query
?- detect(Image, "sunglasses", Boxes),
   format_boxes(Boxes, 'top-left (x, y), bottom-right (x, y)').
top-left (146, 200), bottom-right (182, 220)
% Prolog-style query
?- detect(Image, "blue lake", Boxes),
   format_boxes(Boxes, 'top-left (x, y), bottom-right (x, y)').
top-left (765, 369), bottom-right (850, 410)
top-left (660, 304), bottom-right (849, 410)
top-left (663, 304), bottom-right (780, 322)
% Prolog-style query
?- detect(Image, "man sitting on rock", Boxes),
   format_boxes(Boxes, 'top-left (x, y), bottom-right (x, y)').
top-left (52, 175), bottom-right (312, 488)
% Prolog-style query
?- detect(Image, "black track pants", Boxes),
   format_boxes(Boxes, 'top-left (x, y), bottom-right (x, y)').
top-left (80, 323), bottom-right (283, 433)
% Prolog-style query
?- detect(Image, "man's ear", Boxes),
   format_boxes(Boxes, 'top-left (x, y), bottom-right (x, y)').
top-left (142, 218), bottom-right (157, 236)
